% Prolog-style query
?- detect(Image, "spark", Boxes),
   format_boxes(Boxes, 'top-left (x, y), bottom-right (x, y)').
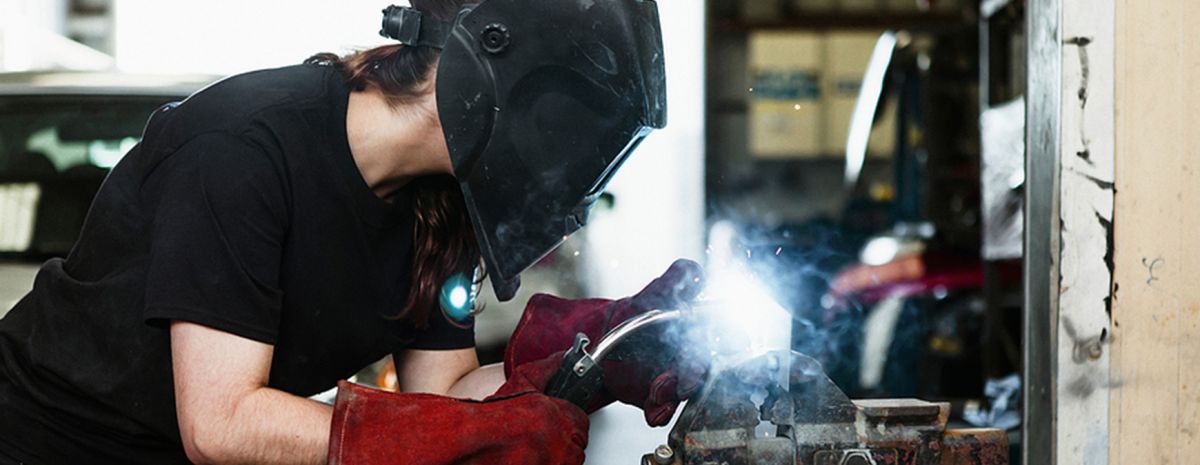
top-left (699, 266), bottom-right (791, 357)
top-left (702, 221), bottom-right (792, 358)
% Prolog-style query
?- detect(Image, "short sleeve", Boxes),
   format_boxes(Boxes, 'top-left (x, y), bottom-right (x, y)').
top-left (408, 307), bottom-right (476, 350)
top-left (142, 132), bottom-right (288, 344)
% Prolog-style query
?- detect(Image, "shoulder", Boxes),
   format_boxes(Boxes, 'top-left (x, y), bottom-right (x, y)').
top-left (154, 132), bottom-right (284, 191)
top-left (146, 131), bottom-right (292, 223)
top-left (191, 64), bottom-right (338, 109)
top-left (149, 64), bottom-right (342, 141)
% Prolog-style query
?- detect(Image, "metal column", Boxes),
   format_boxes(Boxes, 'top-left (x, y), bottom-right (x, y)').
top-left (1023, 0), bottom-right (1061, 461)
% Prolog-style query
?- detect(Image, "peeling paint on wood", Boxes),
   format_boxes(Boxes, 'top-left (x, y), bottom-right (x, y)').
top-left (1111, 0), bottom-right (1200, 462)
top-left (1058, 0), bottom-right (1114, 463)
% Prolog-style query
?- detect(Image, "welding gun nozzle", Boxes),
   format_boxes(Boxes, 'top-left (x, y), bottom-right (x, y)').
top-left (652, 444), bottom-right (674, 464)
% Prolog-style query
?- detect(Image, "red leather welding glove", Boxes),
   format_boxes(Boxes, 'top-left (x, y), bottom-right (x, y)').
top-left (328, 355), bottom-right (588, 465)
top-left (504, 259), bottom-right (707, 426)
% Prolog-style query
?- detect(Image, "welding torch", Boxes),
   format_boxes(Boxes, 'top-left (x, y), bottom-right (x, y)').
top-left (544, 308), bottom-right (693, 408)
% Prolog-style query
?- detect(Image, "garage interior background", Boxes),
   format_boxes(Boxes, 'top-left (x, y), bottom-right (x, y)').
top-left (4, 0), bottom-right (1198, 464)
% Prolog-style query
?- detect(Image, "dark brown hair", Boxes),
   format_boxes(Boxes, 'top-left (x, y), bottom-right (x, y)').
top-left (307, 0), bottom-right (480, 329)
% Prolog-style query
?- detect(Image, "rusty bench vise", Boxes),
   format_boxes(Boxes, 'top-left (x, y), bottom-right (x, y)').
top-left (641, 351), bottom-right (1009, 465)
top-left (541, 309), bottom-right (1008, 465)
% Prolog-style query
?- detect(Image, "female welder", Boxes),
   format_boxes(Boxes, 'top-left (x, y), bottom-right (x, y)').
top-left (0, 0), bottom-right (705, 464)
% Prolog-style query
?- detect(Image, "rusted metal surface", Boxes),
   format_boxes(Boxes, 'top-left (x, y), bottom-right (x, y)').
top-left (654, 352), bottom-right (1009, 465)
top-left (940, 430), bottom-right (1009, 465)
top-left (852, 399), bottom-right (944, 420)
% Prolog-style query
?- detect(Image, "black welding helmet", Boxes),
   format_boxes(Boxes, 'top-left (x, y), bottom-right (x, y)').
top-left (380, 1), bottom-right (667, 301)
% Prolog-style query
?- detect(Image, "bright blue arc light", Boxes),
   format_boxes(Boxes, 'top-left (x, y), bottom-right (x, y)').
top-left (439, 273), bottom-right (475, 324)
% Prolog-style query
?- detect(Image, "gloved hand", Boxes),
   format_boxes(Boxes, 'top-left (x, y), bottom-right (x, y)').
top-left (504, 259), bottom-right (707, 426)
top-left (328, 355), bottom-right (588, 465)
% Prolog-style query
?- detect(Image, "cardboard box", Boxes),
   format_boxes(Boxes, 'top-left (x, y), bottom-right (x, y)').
top-left (747, 31), bottom-right (824, 158)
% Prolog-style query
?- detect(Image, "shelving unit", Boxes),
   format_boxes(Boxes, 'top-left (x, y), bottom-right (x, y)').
top-left (714, 13), bottom-right (966, 32)
top-left (704, 1), bottom-right (980, 225)
top-left (703, 1), bottom-right (1006, 410)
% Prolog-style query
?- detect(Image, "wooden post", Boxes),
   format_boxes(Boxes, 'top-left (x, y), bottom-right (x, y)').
top-left (1109, 0), bottom-right (1200, 463)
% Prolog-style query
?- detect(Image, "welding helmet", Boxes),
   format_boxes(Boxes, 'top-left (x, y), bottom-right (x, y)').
top-left (380, 0), bottom-right (667, 301)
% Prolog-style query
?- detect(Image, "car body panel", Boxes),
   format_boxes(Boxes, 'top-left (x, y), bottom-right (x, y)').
top-left (0, 71), bottom-right (217, 97)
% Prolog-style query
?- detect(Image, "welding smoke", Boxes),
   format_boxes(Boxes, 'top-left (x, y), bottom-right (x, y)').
top-left (700, 221), bottom-right (792, 358)
top-left (694, 217), bottom-right (870, 395)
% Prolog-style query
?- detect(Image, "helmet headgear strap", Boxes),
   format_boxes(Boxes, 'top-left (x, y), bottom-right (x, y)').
top-left (380, 5), bottom-right (452, 50)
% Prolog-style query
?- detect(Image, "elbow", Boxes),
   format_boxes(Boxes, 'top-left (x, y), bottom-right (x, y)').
top-left (180, 423), bottom-right (232, 465)
top-left (182, 441), bottom-right (213, 465)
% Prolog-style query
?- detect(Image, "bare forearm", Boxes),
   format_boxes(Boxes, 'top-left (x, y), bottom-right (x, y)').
top-left (184, 387), bottom-right (332, 465)
top-left (446, 363), bottom-right (506, 400)
top-left (171, 322), bottom-right (332, 465)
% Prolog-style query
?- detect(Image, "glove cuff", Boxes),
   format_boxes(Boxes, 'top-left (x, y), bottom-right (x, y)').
top-left (503, 294), bottom-right (613, 377)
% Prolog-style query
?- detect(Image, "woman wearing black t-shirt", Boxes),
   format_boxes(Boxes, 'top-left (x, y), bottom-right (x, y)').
top-left (0, 1), bottom-right (705, 464)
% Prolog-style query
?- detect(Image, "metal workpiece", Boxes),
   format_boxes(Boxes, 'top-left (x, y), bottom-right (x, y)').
top-left (940, 430), bottom-right (1010, 465)
top-left (543, 302), bottom-right (1008, 465)
top-left (653, 444), bottom-right (675, 464)
top-left (654, 352), bottom-right (1008, 465)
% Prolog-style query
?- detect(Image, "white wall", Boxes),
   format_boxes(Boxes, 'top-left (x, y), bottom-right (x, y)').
top-left (113, 0), bottom-right (392, 74)
top-left (0, 0), bottom-right (71, 71)
top-left (581, 0), bottom-right (707, 299)
top-left (0, 0), bottom-right (65, 33)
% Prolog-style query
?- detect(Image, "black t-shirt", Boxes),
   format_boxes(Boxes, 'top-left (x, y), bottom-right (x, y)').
top-left (0, 64), bottom-right (474, 464)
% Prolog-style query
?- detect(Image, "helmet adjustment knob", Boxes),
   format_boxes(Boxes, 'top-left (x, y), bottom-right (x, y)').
top-left (480, 23), bottom-right (511, 54)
